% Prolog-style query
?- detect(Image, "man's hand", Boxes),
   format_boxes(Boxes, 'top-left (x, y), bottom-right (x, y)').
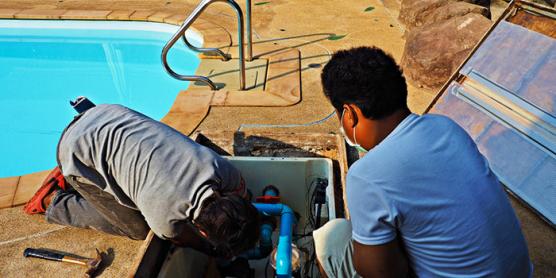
top-left (353, 238), bottom-right (409, 278)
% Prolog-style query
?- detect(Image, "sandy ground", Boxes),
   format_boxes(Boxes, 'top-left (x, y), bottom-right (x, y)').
top-left (0, 0), bottom-right (554, 277)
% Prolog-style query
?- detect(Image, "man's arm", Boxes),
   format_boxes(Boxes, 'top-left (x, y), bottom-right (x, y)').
top-left (353, 238), bottom-right (409, 278)
top-left (169, 224), bottom-right (216, 256)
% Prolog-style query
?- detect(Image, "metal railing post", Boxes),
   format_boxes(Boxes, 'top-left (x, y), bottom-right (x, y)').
top-left (162, 0), bottom-right (217, 90)
top-left (162, 0), bottom-right (247, 90)
top-left (246, 0), bottom-right (253, 61)
top-left (229, 0), bottom-right (246, 90)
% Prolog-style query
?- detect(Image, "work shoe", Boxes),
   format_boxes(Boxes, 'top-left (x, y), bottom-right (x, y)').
top-left (23, 167), bottom-right (67, 215)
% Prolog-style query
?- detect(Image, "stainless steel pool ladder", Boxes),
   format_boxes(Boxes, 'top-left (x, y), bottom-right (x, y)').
top-left (161, 0), bottom-right (253, 90)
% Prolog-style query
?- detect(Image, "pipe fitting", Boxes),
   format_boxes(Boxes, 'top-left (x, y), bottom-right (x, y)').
top-left (253, 203), bottom-right (296, 277)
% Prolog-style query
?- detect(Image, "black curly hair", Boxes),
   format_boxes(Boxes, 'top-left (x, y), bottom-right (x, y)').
top-left (321, 46), bottom-right (408, 119)
top-left (195, 193), bottom-right (260, 257)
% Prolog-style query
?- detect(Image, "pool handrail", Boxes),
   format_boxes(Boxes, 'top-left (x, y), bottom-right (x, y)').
top-left (162, 0), bottom-right (252, 90)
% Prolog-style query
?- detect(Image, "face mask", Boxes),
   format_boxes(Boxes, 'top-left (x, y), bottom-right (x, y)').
top-left (340, 110), bottom-right (368, 153)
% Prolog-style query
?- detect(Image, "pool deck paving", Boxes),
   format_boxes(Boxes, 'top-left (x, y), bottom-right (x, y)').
top-left (0, 0), bottom-right (554, 277)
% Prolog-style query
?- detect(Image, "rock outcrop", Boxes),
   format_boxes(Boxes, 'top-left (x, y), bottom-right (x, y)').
top-left (399, 0), bottom-right (491, 30)
top-left (419, 2), bottom-right (490, 28)
top-left (401, 13), bottom-right (492, 89)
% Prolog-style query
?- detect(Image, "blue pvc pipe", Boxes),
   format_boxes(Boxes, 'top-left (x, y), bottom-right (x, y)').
top-left (253, 203), bottom-right (295, 278)
top-left (242, 222), bottom-right (274, 259)
top-left (262, 186), bottom-right (279, 197)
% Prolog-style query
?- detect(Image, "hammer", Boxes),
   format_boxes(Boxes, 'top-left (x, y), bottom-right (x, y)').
top-left (24, 248), bottom-right (102, 277)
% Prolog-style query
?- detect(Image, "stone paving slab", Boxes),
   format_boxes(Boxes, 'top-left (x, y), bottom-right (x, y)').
top-left (107, 10), bottom-right (134, 20)
top-left (147, 11), bottom-right (173, 22)
top-left (0, 8), bottom-right (22, 18)
top-left (129, 10), bottom-right (155, 21)
top-left (12, 170), bottom-right (50, 207)
top-left (163, 14), bottom-right (186, 25)
top-left (0, 177), bottom-right (18, 209)
top-left (195, 58), bottom-right (268, 91)
top-left (14, 9), bottom-right (66, 19)
top-left (61, 9), bottom-right (111, 19)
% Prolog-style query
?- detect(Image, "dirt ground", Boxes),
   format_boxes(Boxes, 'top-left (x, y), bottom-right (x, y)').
top-left (0, 0), bottom-right (554, 277)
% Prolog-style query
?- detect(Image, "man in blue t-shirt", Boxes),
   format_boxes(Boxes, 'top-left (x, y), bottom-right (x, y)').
top-left (313, 47), bottom-right (532, 277)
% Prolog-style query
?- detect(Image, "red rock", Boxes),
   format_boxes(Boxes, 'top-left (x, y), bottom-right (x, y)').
top-left (421, 2), bottom-right (490, 27)
top-left (399, 0), bottom-right (491, 29)
top-left (401, 13), bottom-right (492, 89)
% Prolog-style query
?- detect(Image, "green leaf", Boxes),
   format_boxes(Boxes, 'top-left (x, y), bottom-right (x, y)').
top-left (364, 6), bottom-right (375, 12)
top-left (328, 34), bottom-right (347, 41)
top-left (255, 1), bottom-right (270, 5)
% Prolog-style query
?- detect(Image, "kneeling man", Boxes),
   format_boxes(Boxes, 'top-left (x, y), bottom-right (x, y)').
top-left (314, 47), bottom-right (532, 277)
top-left (25, 103), bottom-right (259, 258)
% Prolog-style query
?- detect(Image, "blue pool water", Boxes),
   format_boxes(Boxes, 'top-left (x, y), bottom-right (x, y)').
top-left (0, 20), bottom-right (202, 177)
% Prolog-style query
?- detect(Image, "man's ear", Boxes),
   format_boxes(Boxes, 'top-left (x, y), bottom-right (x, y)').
top-left (343, 104), bottom-right (359, 128)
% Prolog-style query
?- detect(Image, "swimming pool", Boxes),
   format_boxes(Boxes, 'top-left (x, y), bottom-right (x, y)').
top-left (0, 20), bottom-right (202, 178)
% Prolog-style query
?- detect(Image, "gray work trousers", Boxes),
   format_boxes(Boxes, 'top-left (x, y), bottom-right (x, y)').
top-left (45, 176), bottom-right (150, 240)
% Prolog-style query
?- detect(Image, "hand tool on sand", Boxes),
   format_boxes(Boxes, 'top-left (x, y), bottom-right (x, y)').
top-left (23, 248), bottom-right (102, 277)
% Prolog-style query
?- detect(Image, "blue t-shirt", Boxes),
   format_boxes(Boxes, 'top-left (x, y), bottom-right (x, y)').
top-left (347, 113), bottom-right (532, 277)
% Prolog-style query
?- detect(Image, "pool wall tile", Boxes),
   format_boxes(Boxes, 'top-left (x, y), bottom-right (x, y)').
top-left (14, 9), bottom-right (67, 19)
top-left (129, 10), bottom-right (155, 21)
top-left (107, 10), bottom-right (134, 20)
top-left (0, 9), bottom-right (22, 19)
top-left (0, 177), bottom-right (19, 208)
top-left (61, 10), bottom-right (111, 20)
top-left (12, 170), bottom-right (50, 206)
